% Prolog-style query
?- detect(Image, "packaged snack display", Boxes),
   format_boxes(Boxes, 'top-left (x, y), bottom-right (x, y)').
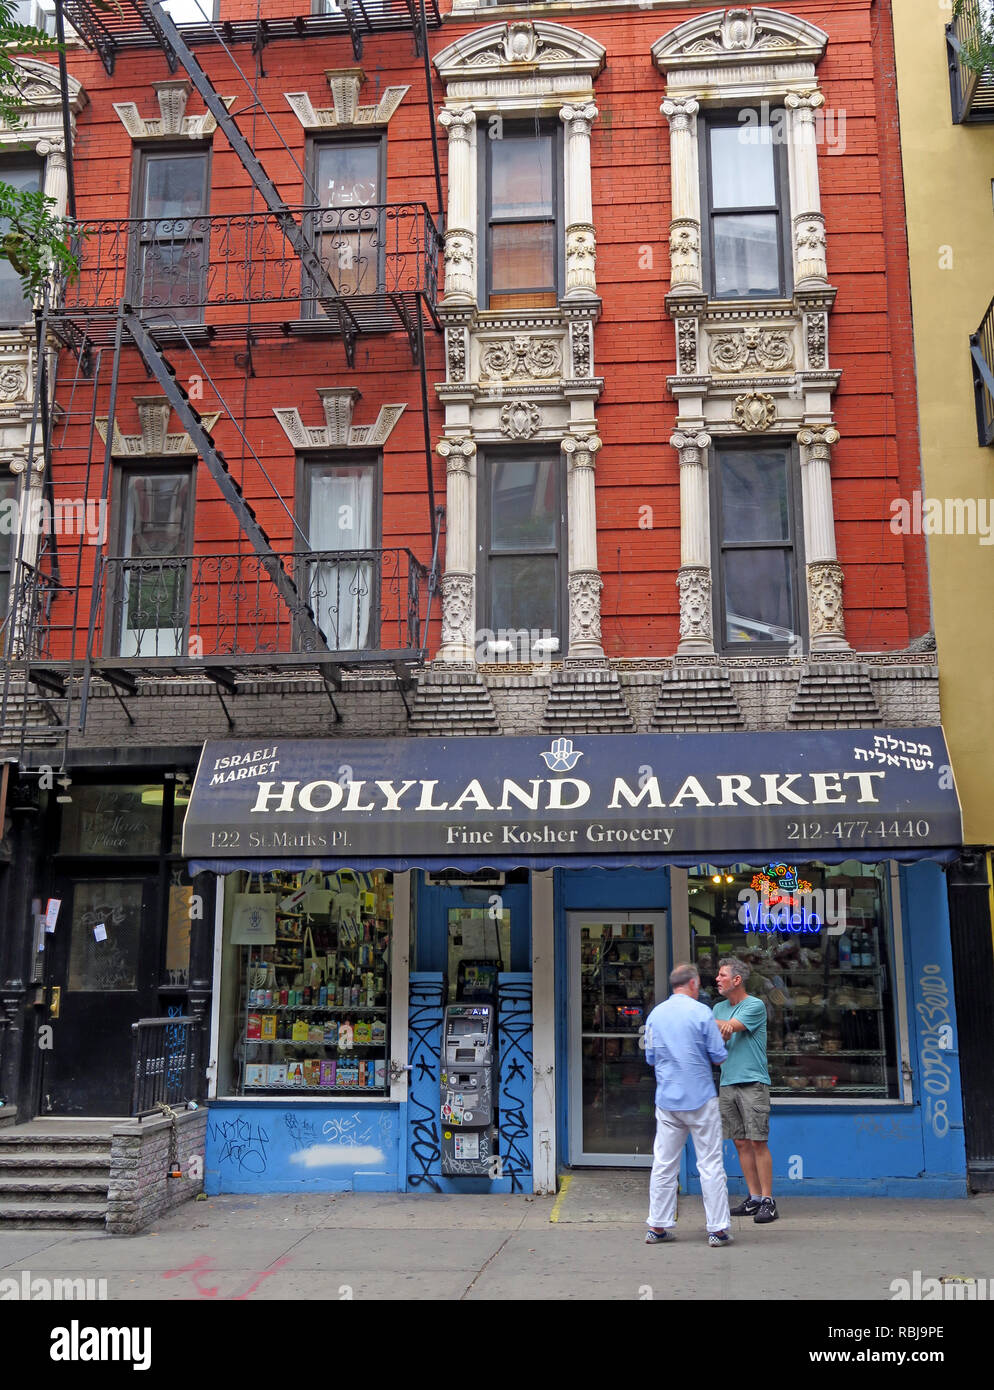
top-left (231, 868), bottom-right (392, 1096)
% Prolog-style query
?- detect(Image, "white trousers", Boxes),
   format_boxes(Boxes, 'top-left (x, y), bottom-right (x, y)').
top-left (647, 1098), bottom-right (730, 1233)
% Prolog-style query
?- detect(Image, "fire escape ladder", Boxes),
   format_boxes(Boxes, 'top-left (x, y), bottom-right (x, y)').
top-left (120, 310), bottom-right (330, 661)
top-left (143, 5), bottom-right (361, 364)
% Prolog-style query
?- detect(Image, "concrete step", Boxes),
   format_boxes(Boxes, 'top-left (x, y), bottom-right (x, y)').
top-left (0, 1133), bottom-right (113, 1152)
top-left (0, 1178), bottom-right (109, 1199)
top-left (0, 1152), bottom-right (111, 1173)
top-left (0, 1203), bottom-right (107, 1227)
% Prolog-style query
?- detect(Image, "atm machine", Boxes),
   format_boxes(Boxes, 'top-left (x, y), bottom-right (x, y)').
top-left (440, 966), bottom-right (499, 1175)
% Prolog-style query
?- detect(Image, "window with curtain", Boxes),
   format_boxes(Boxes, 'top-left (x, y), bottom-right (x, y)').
top-left (117, 470), bottom-right (192, 658)
top-left (313, 140), bottom-right (383, 299)
top-left (484, 126), bottom-right (560, 309)
top-left (704, 112), bottom-right (788, 299)
top-left (712, 442), bottom-right (802, 651)
top-left (306, 463), bottom-right (377, 651)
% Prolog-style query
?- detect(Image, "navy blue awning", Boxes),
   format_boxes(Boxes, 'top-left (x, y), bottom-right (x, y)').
top-left (184, 728), bottom-right (962, 874)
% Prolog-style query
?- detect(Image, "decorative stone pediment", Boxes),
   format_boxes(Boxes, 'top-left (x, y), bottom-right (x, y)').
top-left (96, 398), bottom-right (220, 457)
top-left (1, 58), bottom-right (85, 117)
top-left (285, 69), bottom-right (408, 131)
top-left (273, 390), bottom-right (405, 450)
top-left (113, 81), bottom-right (235, 141)
top-left (653, 7), bottom-right (828, 75)
top-left (435, 21), bottom-right (606, 85)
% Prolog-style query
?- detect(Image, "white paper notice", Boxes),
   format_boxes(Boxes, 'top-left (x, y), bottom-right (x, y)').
top-left (93, 923), bottom-right (107, 942)
top-left (45, 898), bottom-right (61, 931)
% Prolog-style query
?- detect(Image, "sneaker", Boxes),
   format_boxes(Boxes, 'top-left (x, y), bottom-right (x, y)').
top-left (645, 1228), bottom-right (673, 1244)
top-left (708, 1229), bottom-right (734, 1247)
top-left (754, 1197), bottom-right (779, 1224)
top-left (730, 1197), bottom-right (762, 1216)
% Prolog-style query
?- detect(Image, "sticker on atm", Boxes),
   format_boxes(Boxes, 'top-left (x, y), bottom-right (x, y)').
top-left (454, 1133), bottom-right (480, 1159)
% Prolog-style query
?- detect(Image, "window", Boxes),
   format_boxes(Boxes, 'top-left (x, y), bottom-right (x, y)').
top-left (479, 452), bottom-right (564, 654)
top-left (688, 861), bottom-right (902, 1100)
top-left (0, 158), bottom-right (43, 324)
top-left (113, 469), bottom-right (194, 658)
top-left (711, 440), bottom-right (803, 652)
top-left (8, 0), bottom-right (56, 34)
top-left (483, 124), bottom-right (561, 310)
top-left (311, 139), bottom-right (384, 300)
top-left (0, 476), bottom-right (17, 616)
top-left (702, 110), bottom-right (790, 300)
top-left (302, 460), bottom-right (379, 650)
top-left (133, 150), bottom-right (210, 323)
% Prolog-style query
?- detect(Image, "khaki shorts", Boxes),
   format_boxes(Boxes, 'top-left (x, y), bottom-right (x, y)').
top-left (719, 1082), bottom-right (771, 1142)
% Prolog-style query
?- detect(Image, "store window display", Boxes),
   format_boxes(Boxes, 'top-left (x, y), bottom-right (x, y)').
top-left (217, 868), bottom-right (393, 1096)
top-left (688, 862), bottom-right (901, 1099)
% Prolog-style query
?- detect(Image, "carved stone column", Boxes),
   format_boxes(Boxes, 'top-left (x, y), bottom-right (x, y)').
top-left (436, 437), bottom-right (477, 663)
top-left (561, 433), bottom-right (603, 659)
top-left (672, 430), bottom-right (713, 654)
top-left (38, 139), bottom-right (68, 218)
top-left (661, 98), bottom-right (702, 293)
top-left (438, 109), bottom-right (476, 303)
top-left (797, 424), bottom-right (848, 651)
top-left (559, 103), bottom-right (598, 299)
top-left (785, 91), bottom-right (828, 287)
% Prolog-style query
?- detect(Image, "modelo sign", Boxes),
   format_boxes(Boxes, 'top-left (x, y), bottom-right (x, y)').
top-left (182, 729), bottom-right (961, 866)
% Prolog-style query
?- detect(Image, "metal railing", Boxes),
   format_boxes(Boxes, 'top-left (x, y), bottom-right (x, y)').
top-left (57, 204), bottom-right (440, 327)
top-left (971, 295), bottom-right (994, 444)
top-left (1, 560), bottom-right (64, 663)
top-left (947, 0), bottom-right (994, 122)
top-left (130, 1016), bottom-right (202, 1117)
top-left (90, 546), bottom-right (428, 663)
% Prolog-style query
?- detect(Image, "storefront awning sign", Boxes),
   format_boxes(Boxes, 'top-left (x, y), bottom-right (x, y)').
top-left (183, 728), bottom-right (962, 871)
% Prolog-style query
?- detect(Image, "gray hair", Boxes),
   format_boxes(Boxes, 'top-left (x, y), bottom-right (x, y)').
top-left (719, 956), bottom-right (751, 985)
top-left (670, 962), bottom-right (700, 989)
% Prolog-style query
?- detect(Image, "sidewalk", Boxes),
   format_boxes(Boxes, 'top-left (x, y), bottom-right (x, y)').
top-left (2, 1174), bottom-right (993, 1300)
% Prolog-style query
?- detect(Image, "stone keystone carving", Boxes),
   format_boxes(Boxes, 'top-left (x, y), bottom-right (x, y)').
top-left (273, 391), bottom-right (405, 449)
top-left (733, 392), bottom-right (778, 432)
top-left (500, 401), bottom-right (542, 439)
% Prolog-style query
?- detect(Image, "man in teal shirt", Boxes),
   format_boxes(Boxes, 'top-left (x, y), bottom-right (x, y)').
top-left (713, 957), bottom-right (778, 1224)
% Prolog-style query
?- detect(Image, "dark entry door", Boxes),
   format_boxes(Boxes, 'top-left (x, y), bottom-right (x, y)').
top-left (42, 875), bottom-right (161, 1115)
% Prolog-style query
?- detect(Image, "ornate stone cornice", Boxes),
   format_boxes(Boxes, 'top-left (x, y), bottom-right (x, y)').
top-left (113, 80), bottom-right (235, 141)
top-left (1, 58), bottom-right (86, 118)
top-left (653, 7), bottom-right (828, 74)
top-left (273, 390), bottom-right (405, 450)
top-left (285, 69), bottom-right (408, 131)
top-left (96, 398), bottom-right (220, 457)
top-left (434, 21), bottom-right (606, 84)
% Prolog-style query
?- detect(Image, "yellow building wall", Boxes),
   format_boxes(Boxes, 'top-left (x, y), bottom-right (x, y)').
top-left (893, 1), bottom-right (994, 845)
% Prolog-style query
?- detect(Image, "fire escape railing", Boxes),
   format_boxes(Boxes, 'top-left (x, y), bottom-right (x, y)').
top-left (14, 546), bottom-right (429, 671)
top-left (947, 1), bottom-right (994, 122)
top-left (53, 204), bottom-right (440, 344)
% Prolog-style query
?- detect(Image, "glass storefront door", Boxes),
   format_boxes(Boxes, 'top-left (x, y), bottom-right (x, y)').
top-left (567, 911), bottom-right (668, 1166)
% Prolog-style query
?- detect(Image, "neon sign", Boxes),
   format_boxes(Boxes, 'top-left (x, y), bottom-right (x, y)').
top-left (738, 863), bottom-right (823, 933)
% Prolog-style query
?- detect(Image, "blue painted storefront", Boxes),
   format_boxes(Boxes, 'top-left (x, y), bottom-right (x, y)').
top-left (205, 862), bottom-right (966, 1197)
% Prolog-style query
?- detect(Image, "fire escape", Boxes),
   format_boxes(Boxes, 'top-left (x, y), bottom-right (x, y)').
top-left (1, 0), bottom-right (444, 768)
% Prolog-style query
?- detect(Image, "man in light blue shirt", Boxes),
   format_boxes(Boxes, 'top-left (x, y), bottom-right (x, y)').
top-left (643, 962), bottom-right (732, 1246)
